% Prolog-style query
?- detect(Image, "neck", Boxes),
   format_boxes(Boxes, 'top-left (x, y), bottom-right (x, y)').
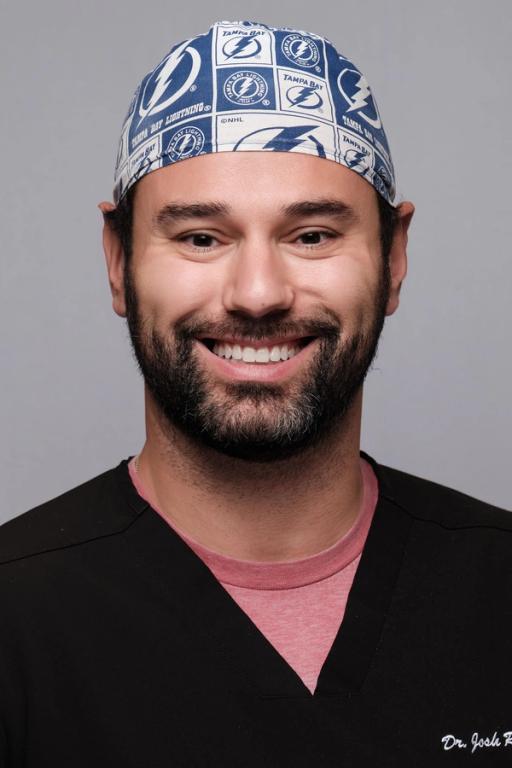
top-left (135, 386), bottom-right (365, 562)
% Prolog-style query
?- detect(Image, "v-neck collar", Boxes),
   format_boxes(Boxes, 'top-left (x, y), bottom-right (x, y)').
top-left (114, 450), bottom-right (413, 700)
top-left (315, 451), bottom-right (413, 696)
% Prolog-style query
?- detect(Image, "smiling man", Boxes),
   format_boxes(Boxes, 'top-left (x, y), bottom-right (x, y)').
top-left (1, 19), bottom-right (511, 767)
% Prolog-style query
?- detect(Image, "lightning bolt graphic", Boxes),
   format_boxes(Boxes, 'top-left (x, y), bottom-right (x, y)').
top-left (225, 37), bottom-right (253, 60)
top-left (348, 151), bottom-right (367, 168)
top-left (347, 75), bottom-right (371, 113)
top-left (177, 133), bottom-right (194, 154)
top-left (263, 125), bottom-right (317, 151)
top-left (295, 40), bottom-right (309, 58)
top-left (137, 40), bottom-right (201, 124)
top-left (237, 77), bottom-right (254, 97)
top-left (144, 50), bottom-right (184, 115)
top-left (292, 86), bottom-right (316, 106)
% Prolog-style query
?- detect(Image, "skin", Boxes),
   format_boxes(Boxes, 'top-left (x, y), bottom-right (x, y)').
top-left (100, 151), bottom-right (414, 561)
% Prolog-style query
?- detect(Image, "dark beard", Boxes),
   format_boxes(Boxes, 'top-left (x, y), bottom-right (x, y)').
top-left (123, 261), bottom-right (390, 463)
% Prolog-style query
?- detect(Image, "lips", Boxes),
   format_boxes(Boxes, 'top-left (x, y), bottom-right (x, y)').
top-left (194, 335), bottom-right (320, 382)
top-left (198, 336), bottom-right (316, 351)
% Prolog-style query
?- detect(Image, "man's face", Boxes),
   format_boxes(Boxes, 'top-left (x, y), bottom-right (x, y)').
top-left (118, 152), bottom-right (397, 462)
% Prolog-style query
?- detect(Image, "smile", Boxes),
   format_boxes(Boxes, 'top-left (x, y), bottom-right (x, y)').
top-left (199, 336), bottom-right (315, 363)
top-left (196, 337), bottom-right (318, 382)
top-left (207, 339), bottom-right (313, 364)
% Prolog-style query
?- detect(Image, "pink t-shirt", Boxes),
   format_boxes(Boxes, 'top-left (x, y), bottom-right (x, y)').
top-left (128, 456), bottom-right (378, 693)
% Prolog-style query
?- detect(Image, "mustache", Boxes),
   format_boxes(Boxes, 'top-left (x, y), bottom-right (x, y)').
top-left (174, 310), bottom-right (342, 344)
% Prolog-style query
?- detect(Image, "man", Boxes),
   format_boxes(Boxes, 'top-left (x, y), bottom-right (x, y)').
top-left (1, 19), bottom-right (510, 766)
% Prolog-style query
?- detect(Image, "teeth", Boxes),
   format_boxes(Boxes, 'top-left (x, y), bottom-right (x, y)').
top-left (242, 347), bottom-right (256, 363)
top-left (212, 342), bottom-right (300, 363)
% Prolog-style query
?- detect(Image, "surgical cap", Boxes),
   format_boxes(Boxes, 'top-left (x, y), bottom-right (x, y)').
top-left (113, 19), bottom-right (397, 206)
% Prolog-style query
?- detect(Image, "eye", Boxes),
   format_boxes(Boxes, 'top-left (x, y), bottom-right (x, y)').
top-left (295, 231), bottom-right (336, 248)
top-left (177, 229), bottom-right (337, 253)
top-left (178, 233), bottom-right (218, 251)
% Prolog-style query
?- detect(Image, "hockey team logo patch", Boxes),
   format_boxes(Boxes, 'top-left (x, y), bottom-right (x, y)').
top-left (338, 129), bottom-right (375, 176)
top-left (166, 126), bottom-right (205, 161)
top-left (138, 40), bottom-right (202, 123)
top-left (337, 69), bottom-right (382, 130)
top-left (223, 71), bottom-right (268, 105)
top-left (344, 148), bottom-right (371, 174)
top-left (222, 35), bottom-right (263, 61)
top-left (286, 84), bottom-right (323, 110)
top-left (281, 34), bottom-right (320, 70)
top-left (277, 70), bottom-right (332, 121)
top-left (130, 137), bottom-right (161, 182)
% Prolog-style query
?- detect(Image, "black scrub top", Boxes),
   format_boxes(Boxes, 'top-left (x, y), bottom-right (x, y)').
top-left (1, 452), bottom-right (511, 766)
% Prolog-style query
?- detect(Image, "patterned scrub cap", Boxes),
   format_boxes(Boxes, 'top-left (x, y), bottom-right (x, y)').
top-left (113, 20), bottom-right (397, 206)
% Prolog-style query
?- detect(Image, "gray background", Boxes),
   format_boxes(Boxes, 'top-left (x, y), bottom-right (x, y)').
top-left (1, 0), bottom-right (510, 523)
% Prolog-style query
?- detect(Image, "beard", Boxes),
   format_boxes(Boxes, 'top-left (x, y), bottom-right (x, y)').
top-left (124, 260), bottom-right (390, 463)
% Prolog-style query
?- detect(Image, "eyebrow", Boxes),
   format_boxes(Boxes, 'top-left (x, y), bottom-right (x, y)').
top-left (153, 198), bottom-right (359, 230)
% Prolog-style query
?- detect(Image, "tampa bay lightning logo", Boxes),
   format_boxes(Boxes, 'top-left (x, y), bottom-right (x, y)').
top-left (282, 34), bottom-right (320, 69)
top-left (224, 71), bottom-right (268, 105)
top-left (233, 125), bottom-right (326, 157)
top-left (166, 126), bottom-right (205, 161)
top-left (337, 69), bottom-right (382, 130)
top-left (344, 148), bottom-right (371, 174)
top-left (286, 85), bottom-right (323, 110)
top-left (138, 39), bottom-right (201, 124)
top-left (132, 143), bottom-right (158, 182)
top-left (222, 35), bottom-right (262, 60)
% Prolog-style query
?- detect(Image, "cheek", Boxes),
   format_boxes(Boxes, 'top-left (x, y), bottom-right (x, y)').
top-left (299, 249), bottom-right (380, 324)
top-left (133, 253), bottom-right (218, 324)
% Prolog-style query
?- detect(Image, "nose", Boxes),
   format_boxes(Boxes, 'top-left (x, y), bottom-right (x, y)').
top-left (221, 236), bottom-right (295, 318)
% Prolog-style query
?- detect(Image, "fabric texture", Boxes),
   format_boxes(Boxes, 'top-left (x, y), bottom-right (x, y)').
top-left (128, 455), bottom-right (378, 693)
top-left (113, 20), bottom-right (397, 206)
top-left (0, 452), bottom-right (511, 766)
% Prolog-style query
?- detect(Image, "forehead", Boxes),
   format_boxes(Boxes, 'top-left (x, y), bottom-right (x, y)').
top-left (134, 151), bottom-right (378, 221)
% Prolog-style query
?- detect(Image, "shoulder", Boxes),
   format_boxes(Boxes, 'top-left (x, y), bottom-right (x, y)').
top-left (0, 458), bottom-right (146, 566)
top-left (363, 455), bottom-right (512, 624)
top-left (363, 451), bottom-right (512, 532)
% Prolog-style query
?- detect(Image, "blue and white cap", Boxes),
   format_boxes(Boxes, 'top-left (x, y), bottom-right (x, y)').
top-left (113, 20), bottom-right (397, 206)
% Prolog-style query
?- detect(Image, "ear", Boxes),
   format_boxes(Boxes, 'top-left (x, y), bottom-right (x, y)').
top-left (98, 201), bottom-right (127, 318)
top-left (385, 200), bottom-right (415, 316)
